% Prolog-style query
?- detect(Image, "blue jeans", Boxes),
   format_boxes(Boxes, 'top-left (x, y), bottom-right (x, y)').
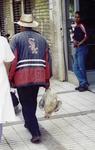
top-left (73, 45), bottom-right (88, 87)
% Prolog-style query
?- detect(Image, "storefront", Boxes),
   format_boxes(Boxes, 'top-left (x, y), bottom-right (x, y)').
top-left (12, 0), bottom-right (65, 81)
top-left (0, 0), bottom-right (65, 81)
top-left (3, 0), bottom-right (95, 84)
top-left (62, 0), bottom-right (95, 84)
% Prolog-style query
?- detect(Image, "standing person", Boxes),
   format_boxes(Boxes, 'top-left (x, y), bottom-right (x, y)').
top-left (9, 14), bottom-right (52, 143)
top-left (73, 11), bottom-right (89, 92)
top-left (0, 36), bottom-right (16, 141)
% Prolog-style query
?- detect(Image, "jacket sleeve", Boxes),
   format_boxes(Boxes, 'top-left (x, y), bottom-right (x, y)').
top-left (45, 43), bottom-right (52, 87)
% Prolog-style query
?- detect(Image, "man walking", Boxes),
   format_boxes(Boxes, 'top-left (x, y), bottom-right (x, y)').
top-left (9, 14), bottom-right (52, 143)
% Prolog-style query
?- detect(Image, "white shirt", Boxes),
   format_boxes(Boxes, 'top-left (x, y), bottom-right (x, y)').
top-left (0, 36), bottom-right (16, 123)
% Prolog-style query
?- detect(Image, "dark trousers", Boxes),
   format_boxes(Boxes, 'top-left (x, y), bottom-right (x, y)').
top-left (10, 92), bottom-right (19, 107)
top-left (17, 85), bottom-right (41, 137)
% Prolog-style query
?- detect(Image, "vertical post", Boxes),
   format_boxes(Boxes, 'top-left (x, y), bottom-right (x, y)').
top-left (49, 0), bottom-right (66, 81)
top-left (62, 0), bottom-right (69, 80)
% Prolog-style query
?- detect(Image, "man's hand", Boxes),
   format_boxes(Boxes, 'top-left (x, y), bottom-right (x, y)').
top-left (73, 40), bottom-right (79, 48)
top-left (45, 80), bottom-right (50, 90)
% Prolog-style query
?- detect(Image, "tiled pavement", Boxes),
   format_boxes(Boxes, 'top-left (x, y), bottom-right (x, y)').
top-left (1, 79), bottom-right (95, 150)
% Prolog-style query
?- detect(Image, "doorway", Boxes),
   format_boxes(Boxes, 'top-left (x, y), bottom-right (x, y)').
top-left (64, 0), bottom-right (95, 85)
top-left (79, 0), bottom-right (95, 71)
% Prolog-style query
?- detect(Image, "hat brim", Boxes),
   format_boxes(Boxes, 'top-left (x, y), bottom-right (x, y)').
top-left (15, 20), bottom-right (38, 28)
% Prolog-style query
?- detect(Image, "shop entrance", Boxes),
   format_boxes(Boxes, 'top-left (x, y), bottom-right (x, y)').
top-left (64, 0), bottom-right (95, 84)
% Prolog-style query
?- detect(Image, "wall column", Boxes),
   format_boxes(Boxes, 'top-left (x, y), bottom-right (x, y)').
top-left (49, 0), bottom-right (66, 81)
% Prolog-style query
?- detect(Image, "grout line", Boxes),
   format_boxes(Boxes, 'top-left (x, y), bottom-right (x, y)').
top-left (38, 90), bottom-right (77, 97)
top-left (3, 136), bottom-right (13, 150)
top-left (4, 109), bottom-right (95, 127)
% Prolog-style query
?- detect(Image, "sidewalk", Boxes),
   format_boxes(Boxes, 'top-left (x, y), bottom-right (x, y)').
top-left (1, 79), bottom-right (95, 150)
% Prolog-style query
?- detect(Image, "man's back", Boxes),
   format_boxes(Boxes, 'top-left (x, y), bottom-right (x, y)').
top-left (11, 30), bottom-right (47, 59)
top-left (10, 29), bottom-right (51, 88)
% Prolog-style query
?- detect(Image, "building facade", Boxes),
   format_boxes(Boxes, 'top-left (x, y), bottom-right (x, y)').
top-left (1, 0), bottom-right (95, 84)
top-left (0, 0), bottom-right (65, 82)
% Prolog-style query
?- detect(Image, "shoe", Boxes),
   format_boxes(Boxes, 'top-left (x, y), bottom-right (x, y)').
top-left (75, 86), bottom-right (80, 90)
top-left (31, 136), bottom-right (41, 143)
top-left (78, 86), bottom-right (88, 92)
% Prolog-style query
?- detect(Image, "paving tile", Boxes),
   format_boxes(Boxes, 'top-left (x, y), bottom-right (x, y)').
top-left (77, 115), bottom-right (95, 130)
top-left (54, 134), bottom-right (84, 150)
top-left (1, 80), bottom-right (95, 150)
top-left (39, 120), bottom-right (63, 136)
top-left (87, 114), bottom-right (95, 121)
top-left (73, 136), bottom-right (95, 150)
top-left (58, 93), bottom-right (90, 112)
top-left (0, 144), bottom-right (11, 150)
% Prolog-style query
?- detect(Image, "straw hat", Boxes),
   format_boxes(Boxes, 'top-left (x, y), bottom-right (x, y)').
top-left (16, 14), bottom-right (38, 28)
